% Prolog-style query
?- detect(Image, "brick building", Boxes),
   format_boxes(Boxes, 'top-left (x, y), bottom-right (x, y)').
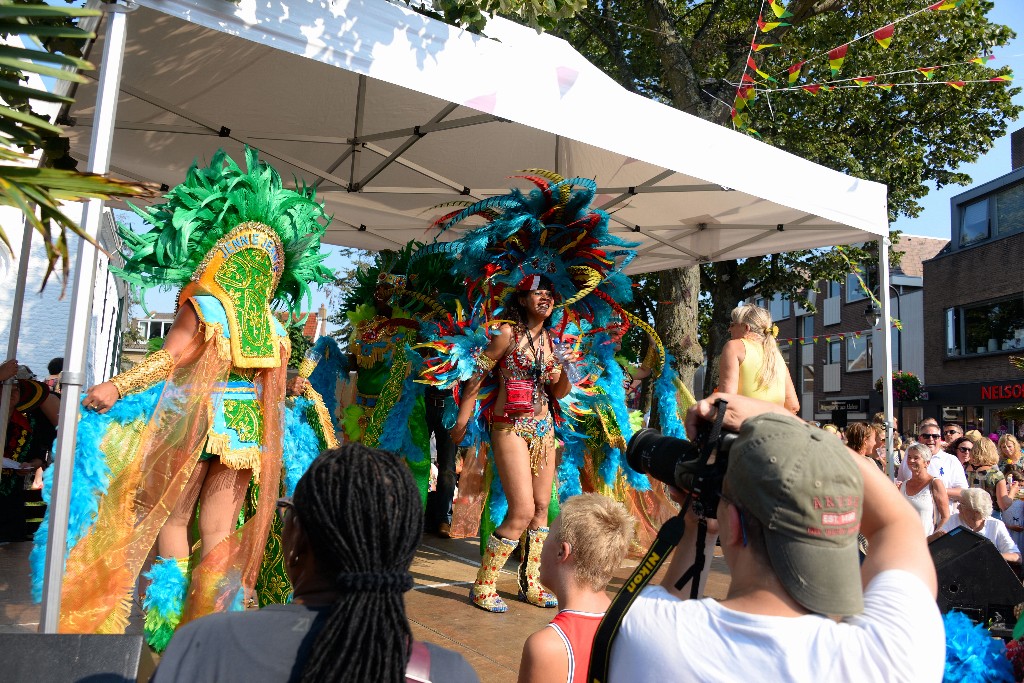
top-left (920, 162), bottom-right (1024, 437)
top-left (756, 235), bottom-right (945, 427)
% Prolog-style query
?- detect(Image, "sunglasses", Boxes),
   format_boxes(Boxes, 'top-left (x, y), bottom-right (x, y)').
top-left (276, 496), bottom-right (294, 524)
top-left (919, 433), bottom-right (941, 440)
top-left (944, 430), bottom-right (961, 436)
top-left (957, 446), bottom-right (973, 453)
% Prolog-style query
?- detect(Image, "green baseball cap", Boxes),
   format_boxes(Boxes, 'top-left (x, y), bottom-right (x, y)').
top-left (725, 413), bottom-right (865, 616)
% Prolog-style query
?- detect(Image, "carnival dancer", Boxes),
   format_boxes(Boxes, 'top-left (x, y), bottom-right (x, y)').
top-left (30, 149), bottom-right (335, 650)
top-left (339, 245), bottom-right (454, 502)
top-left (415, 172), bottom-right (681, 613)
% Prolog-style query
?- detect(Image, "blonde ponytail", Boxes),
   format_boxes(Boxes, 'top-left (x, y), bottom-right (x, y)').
top-left (731, 304), bottom-right (781, 391)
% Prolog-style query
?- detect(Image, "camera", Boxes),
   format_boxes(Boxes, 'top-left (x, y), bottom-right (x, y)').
top-left (626, 419), bottom-right (736, 519)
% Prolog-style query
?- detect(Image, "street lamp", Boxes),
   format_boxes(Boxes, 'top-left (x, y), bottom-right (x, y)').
top-left (864, 286), bottom-right (903, 431)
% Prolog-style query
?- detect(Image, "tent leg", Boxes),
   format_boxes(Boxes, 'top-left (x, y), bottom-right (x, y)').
top-left (40, 2), bottom-right (130, 633)
top-left (877, 237), bottom-right (895, 480)
top-left (0, 215), bottom-right (36, 458)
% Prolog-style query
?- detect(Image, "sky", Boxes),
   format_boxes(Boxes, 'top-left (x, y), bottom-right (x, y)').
top-left (123, 0), bottom-right (1024, 323)
top-left (891, 0), bottom-right (1024, 239)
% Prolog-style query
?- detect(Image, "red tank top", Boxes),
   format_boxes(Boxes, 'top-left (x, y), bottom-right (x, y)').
top-left (547, 610), bottom-right (605, 683)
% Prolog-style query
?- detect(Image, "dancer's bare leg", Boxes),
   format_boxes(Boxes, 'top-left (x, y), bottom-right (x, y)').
top-left (492, 430), bottom-right (534, 541)
top-left (156, 460), bottom-right (209, 558)
top-left (528, 443), bottom-right (556, 529)
top-left (197, 460), bottom-right (252, 558)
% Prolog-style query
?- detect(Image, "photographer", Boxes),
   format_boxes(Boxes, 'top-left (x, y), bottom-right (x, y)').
top-left (608, 393), bottom-right (943, 682)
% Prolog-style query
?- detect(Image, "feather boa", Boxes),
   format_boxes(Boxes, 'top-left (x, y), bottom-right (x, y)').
top-left (309, 335), bottom-right (346, 433)
top-left (943, 610), bottom-right (1014, 682)
top-left (654, 352), bottom-right (687, 439)
top-left (30, 386), bottom-right (164, 601)
top-left (282, 397), bottom-right (322, 496)
top-left (379, 346), bottom-right (427, 463)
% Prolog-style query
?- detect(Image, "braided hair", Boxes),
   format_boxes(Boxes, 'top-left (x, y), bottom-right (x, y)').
top-left (294, 444), bottom-right (422, 683)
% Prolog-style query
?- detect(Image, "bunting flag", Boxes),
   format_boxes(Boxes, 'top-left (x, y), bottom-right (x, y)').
top-left (757, 15), bottom-right (790, 32)
top-left (877, 83), bottom-right (895, 91)
top-left (801, 84), bottom-right (821, 95)
top-left (828, 45), bottom-right (848, 77)
top-left (854, 76), bottom-right (876, 87)
top-left (990, 74), bottom-right (1013, 82)
top-left (928, 0), bottom-right (963, 9)
top-left (741, 72), bottom-right (758, 84)
top-left (788, 61), bottom-right (806, 85)
top-left (917, 66), bottom-right (939, 79)
top-left (747, 57), bottom-right (777, 83)
top-left (752, 43), bottom-right (782, 51)
top-left (946, 80), bottom-right (966, 90)
top-left (873, 24), bottom-right (895, 49)
top-left (972, 54), bottom-right (994, 65)
top-left (769, 0), bottom-right (793, 19)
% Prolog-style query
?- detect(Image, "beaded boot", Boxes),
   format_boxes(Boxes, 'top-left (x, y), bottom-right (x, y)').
top-left (470, 533), bottom-right (519, 613)
top-left (518, 527), bottom-right (558, 608)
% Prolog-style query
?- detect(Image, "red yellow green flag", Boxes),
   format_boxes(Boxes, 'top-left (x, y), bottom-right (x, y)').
top-left (972, 54), bottom-right (994, 65)
top-left (752, 43), bottom-right (782, 51)
top-left (928, 0), bottom-right (962, 9)
top-left (801, 84), bottom-right (821, 96)
top-left (746, 57), bottom-right (777, 83)
top-left (873, 24), bottom-right (895, 49)
top-left (828, 45), bottom-right (848, 77)
top-left (769, 0), bottom-right (793, 19)
top-left (854, 76), bottom-right (876, 87)
top-left (757, 15), bottom-right (789, 32)
top-left (876, 83), bottom-right (895, 91)
top-left (945, 81), bottom-right (966, 90)
top-left (989, 75), bottom-right (1012, 83)
top-left (917, 67), bottom-right (939, 80)
top-left (788, 61), bottom-right (806, 85)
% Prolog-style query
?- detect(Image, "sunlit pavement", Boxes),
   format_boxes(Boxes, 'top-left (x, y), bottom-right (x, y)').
top-left (0, 534), bottom-right (730, 681)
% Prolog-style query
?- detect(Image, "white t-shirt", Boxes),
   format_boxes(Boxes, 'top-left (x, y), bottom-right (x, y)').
top-left (1003, 499), bottom-right (1024, 551)
top-left (941, 515), bottom-right (1021, 556)
top-left (898, 450), bottom-right (967, 512)
top-left (608, 570), bottom-right (944, 683)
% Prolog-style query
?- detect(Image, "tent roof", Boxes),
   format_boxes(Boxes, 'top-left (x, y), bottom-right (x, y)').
top-left (69, 0), bottom-right (888, 274)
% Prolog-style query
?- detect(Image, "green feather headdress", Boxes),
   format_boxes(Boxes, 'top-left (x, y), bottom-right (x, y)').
top-left (115, 147), bottom-right (334, 317)
top-left (339, 241), bottom-right (460, 320)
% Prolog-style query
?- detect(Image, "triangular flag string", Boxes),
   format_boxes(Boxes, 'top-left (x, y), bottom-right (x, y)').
top-left (753, 76), bottom-right (1011, 94)
top-left (732, 0), bottom-right (771, 134)
top-left (776, 325), bottom-right (896, 346)
top-left (761, 0), bottom-right (963, 85)
top-left (741, 55), bottom-right (1004, 91)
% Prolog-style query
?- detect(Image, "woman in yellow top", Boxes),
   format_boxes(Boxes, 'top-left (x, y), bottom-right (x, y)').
top-left (719, 304), bottom-right (799, 413)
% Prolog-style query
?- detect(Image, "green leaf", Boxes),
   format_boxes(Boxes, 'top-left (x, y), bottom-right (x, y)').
top-left (0, 44), bottom-right (92, 70)
top-left (0, 56), bottom-right (88, 82)
top-left (0, 23), bottom-right (93, 40)
top-left (0, 5), bottom-right (100, 19)
top-left (0, 103), bottom-right (61, 135)
top-left (0, 79), bottom-right (75, 104)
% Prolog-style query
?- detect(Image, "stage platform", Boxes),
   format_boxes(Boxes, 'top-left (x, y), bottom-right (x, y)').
top-left (0, 534), bottom-right (730, 681)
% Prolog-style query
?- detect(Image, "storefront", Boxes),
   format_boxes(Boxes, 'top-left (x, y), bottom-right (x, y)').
top-left (922, 379), bottom-right (1024, 439)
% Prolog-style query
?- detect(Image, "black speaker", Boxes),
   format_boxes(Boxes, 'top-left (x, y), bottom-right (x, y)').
top-left (0, 633), bottom-right (154, 682)
top-left (930, 525), bottom-right (1024, 631)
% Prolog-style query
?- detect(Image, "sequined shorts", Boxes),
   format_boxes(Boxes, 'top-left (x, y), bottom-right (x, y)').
top-left (492, 415), bottom-right (554, 476)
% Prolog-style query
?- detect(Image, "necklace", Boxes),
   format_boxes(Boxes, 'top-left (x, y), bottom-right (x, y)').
top-left (524, 326), bottom-right (546, 404)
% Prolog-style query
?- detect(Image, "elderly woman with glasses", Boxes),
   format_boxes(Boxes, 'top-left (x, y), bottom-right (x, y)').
top-left (947, 437), bottom-right (976, 469)
top-left (898, 422), bottom-right (967, 514)
top-left (968, 437), bottom-right (1020, 519)
top-left (931, 488), bottom-right (1020, 564)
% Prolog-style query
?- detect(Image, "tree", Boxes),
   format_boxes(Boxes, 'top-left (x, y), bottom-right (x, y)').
top-left (0, 1), bottom-right (155, 290)
top-left (431, 0), bottom-right (1019, 401)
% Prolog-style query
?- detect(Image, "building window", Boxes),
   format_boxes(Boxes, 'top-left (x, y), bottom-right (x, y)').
top-left (827, 340), bottom-right (841, 365)
top-left (826, 281), bottom-right (842, 299)
top-left (960, 198), bottom-right (990, 247)
top-left (996, 182), bottom-right (1024, 237)
top-left (768, 293), bottom-right (790, 321)
top-left (945, 296), bottom-right (1024, 356)
top-left (802, 365), bottom-right (814, 393)
top-left (846, 333), bottom-right (872, 372)
top-left (802, 315), bottom-right (814, 342)
top-left (778, 342), bottom-right (791, 368)
top-left (846, 271), bottom-right (877, 303)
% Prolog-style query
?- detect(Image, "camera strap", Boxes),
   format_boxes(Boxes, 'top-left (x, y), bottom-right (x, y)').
top-left (586, 510), bottom-right (687, 683)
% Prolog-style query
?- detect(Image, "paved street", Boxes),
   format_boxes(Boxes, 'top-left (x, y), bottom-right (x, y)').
top-left (0, 533), bottom-right (731, 681)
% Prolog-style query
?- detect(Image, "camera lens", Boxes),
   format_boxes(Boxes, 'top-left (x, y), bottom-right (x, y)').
top-left (626, 428), bottom-right (696, 488)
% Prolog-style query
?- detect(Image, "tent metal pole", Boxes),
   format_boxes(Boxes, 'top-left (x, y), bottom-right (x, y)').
top-left (0, 215), bottom-right (37, 460)
top-left (877, 237), bottom-right (895, 480)
top-left (40, 2), bottom-right (130, 633)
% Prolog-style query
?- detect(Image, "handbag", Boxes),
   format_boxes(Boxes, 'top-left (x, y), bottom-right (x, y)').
top-left (504, 379), bottom-right (535, 413)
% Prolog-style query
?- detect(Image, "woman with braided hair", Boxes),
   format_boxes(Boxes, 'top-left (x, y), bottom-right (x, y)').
top-left (152, 443), bottom-right (479, 683)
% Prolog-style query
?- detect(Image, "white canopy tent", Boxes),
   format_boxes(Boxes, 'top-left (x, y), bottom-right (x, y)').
top-left (32, 0), bottom-right (896, 630)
